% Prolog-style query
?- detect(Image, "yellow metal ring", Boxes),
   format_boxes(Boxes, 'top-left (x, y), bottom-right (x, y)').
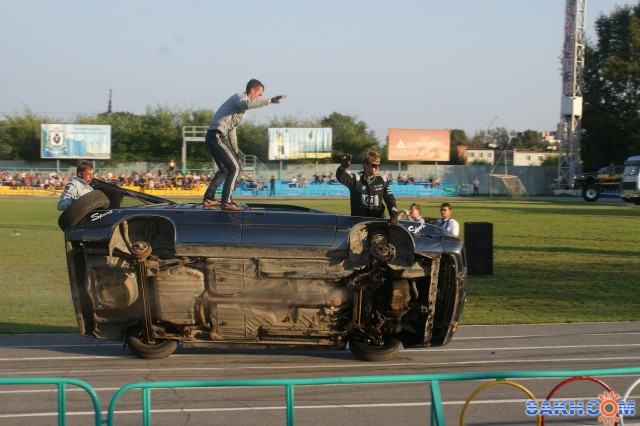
top-left (460, 380), bottom-right (541, 426)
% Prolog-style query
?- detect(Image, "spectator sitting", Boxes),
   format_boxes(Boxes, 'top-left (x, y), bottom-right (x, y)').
top-left (248, 176), bottom-right (256, 190)
top-left (398, 203), bottom-right (425, 224)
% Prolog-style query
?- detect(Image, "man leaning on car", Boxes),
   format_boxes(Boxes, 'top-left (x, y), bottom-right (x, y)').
top-left (57, 161), bottom-right (94, 211)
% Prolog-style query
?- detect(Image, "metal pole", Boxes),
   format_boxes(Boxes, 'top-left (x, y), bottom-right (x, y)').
top-left (181, 140), bottom-right (187, 175)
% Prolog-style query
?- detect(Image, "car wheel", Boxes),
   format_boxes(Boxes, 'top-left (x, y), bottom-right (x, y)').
top-left (582, 184), bottom-right (600, 202)
top-left (349, 337), bottom-right (401, 362)
top-left (130, 240), bottom-right (152, 259)
top-left (58, 190), bottom-right (110, 231)
top-left (126, 331), bottom-right (178, 360)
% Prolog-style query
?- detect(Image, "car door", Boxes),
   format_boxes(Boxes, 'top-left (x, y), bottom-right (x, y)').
top-left (174, 207), bottom-right (243, 245)
top-left (242, 209), bottom-right (337, 247)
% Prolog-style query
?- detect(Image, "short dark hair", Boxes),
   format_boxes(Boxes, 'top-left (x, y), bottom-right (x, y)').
top-left (410, 203), bottom-right (421, 212)
top-left (77, 161), bottom-right (93, 175)
top-left (440, 202), bottom-right (452, 210)
top-left (246, 79), bottom-right (264, 93)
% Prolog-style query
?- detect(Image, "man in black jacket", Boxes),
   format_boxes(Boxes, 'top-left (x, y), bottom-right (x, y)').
top-left (336, 151), bottom-right (399, 225)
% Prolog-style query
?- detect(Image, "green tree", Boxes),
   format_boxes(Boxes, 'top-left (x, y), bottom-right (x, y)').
top-left (237, 122), bottom-right (269, 162)
top-left (469, 127), bottom-right (510, 149)
top-left (140, 105), bottom-right (183, 161)
top-left (449, 129), bottom-right (469, 164)
top-left (0, 109), bottom-right (49, 161)
top-left (100, 111), bottom-right (146, 163)
top-left (582, 3), bottom-right (640, 170)
top-left (320, 112), bottom-right (379, 162)
top-left (510, 130), bottom-right (544, 150)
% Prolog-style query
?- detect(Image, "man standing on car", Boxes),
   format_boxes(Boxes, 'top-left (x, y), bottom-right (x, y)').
top-left (336, 151), bottom-right (399, 225)
top-left (202, 79), bottom-right (285, 211)
top-left (57, 161), bottom-right (94, 211)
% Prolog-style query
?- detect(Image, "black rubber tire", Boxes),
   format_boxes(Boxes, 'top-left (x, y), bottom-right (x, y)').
top-left (349, 338), bottom-right (401, 362)
top-left (126, 333), bottom-right (178, 360)
top-left (58, 190), bottom-right (110, 231)
top-left (582, 184), bottom-right (600, 202)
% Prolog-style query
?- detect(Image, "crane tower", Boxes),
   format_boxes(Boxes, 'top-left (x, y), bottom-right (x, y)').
top-left (557, 0), bottom-right (586, 190)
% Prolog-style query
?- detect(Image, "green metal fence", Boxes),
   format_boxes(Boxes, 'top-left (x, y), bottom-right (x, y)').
top-left (2, 366), bottom-right (640, 425)
top-left (0, 377), bottom-right (102, 426)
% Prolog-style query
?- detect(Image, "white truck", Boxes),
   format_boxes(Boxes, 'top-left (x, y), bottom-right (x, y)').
top-left (621, 155), bottom-right (640, 205)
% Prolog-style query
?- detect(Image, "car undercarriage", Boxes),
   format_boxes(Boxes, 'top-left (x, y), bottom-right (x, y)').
top-left (61, 183), bottom-right (466, 361)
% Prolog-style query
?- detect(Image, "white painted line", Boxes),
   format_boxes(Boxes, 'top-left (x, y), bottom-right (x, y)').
top-left (0, 398), bottom-right (639, 419)
top-left (410, 343), bottom-right (640, 352)
top-left (2, 355), bottom-right (640, 377)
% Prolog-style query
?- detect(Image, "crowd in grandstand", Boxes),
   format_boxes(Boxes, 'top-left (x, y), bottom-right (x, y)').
top-left (1, 167), bottom-right (441, 191)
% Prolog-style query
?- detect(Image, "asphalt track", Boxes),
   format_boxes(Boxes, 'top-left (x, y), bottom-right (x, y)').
top-left (1, 322), bottom-right (640, 425)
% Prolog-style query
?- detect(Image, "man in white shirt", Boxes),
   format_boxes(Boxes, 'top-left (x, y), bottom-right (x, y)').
top-left (57, 161), bottom-right (94, 211)
top-left (437, 202), bottom-right (460, 237)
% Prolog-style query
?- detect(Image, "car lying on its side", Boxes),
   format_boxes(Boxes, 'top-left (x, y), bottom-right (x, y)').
top-left (58, 180), bottom-right (467, 362)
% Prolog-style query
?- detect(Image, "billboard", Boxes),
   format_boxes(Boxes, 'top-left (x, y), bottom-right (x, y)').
top-left (268, 128), bottom-right (332, 160)
top-left (387, 128), bottom-right (450, 162)
top-left (41, 124), bottom-right (111, 159)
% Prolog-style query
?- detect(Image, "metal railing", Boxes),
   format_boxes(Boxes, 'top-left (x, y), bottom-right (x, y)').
top-left (3, 366), bottom-right (639, 425)
top-left (0, 377), bottom-right (102, 426)
top-left (182, 125), bottom-right (271, 180)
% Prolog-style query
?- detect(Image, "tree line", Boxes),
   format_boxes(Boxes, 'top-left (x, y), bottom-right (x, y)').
top-left (0, 106), bottom-right (554, 169)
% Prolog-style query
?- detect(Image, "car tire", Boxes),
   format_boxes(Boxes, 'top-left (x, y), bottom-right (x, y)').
top-left (58, 190), bottom-right (110, 231)
top-left (349, 337), bottom-right (401, 362)
top-left (582, 184), bottom-right (600, 202)
top-left (126, 332), bottom-right (178, 360)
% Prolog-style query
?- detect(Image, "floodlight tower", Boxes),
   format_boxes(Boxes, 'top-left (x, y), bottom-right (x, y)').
top-left (556, 0), bottom-right (586, 190)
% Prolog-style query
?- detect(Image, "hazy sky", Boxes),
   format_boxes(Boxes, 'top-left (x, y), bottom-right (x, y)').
top-left (1, 0), bottom-right (637, 143)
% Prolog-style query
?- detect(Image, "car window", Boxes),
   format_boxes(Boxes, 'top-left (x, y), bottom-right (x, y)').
top-left (625, 166), bottom-right (639, 176)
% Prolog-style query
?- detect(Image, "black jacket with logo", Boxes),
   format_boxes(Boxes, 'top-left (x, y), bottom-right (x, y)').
top-left (336, 167), bottom-right (398, 218)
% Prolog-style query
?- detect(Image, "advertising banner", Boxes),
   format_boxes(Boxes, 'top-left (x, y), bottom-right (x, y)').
top-left (41, 124), bottom-right (111, 159)
top-left (387, 128), bottom-right (450, 161)
top-left (268, 128), bottom-right (332, 160)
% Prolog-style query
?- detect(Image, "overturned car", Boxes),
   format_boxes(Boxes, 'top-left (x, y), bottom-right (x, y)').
top-left (59, 180), bottom-right (467, 362)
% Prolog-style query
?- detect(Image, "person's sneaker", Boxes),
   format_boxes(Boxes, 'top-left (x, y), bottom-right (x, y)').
top-left (202, 200), bottom-right (220, 209)
top-left (221, 202), bottom-right (243, 212)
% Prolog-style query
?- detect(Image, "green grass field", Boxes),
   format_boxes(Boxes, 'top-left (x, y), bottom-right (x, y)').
top-left (1, 195), bottom-right (639, 333)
